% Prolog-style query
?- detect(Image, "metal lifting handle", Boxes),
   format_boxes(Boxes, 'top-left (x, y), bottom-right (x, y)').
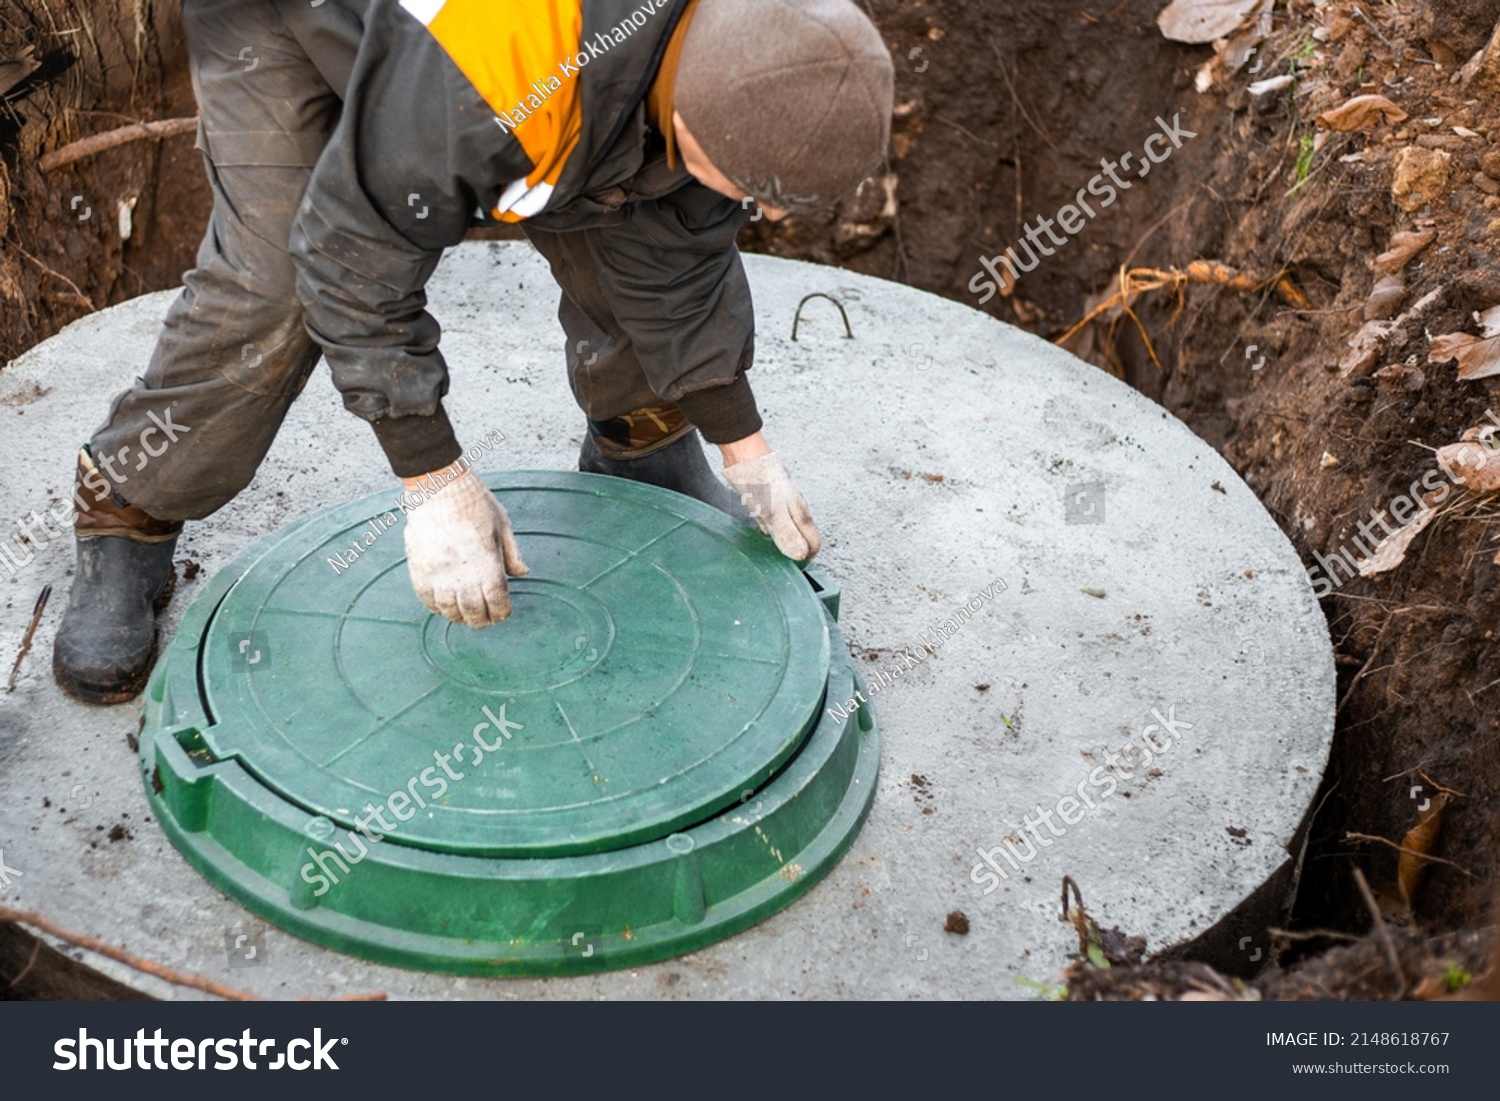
top-left (791, 293), bottom-right (854, 342)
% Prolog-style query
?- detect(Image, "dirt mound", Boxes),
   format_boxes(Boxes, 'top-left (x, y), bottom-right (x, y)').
top-left (0, 0), bottom-right (207, 362)
top-left (767, 0), bottom-right (1500, 998)
top-left (1133, 0), bottom-right (1500, 948)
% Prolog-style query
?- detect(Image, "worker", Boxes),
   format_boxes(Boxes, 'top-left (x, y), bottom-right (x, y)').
top-left (51, 0), bottom-right (893, 704)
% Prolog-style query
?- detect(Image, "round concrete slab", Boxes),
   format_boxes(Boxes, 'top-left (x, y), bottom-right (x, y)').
top-left (0, 241), bottom-right (1334, 999)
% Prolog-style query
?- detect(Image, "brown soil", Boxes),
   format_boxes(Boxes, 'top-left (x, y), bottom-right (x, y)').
top-left (4, 0), bottom-right (1500, 1000)
top-left (0, 918), bottom-right (153, 1000)
top-left (797, 0), bottom-right (1500, 999)
top-left (0, 0), bottom-right (208, 362)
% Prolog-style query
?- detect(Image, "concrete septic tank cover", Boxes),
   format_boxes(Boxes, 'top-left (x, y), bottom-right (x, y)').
top-left (141, 472), bottom-right (877, 975)
top-left (0, 242), bottom-right (1334, 998)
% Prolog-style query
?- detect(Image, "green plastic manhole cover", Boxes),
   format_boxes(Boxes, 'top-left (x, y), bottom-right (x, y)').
top-left (140, 472), bottom-right (879, 975)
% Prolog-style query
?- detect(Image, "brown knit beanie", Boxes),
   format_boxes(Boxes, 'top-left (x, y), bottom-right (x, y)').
top-left (674, 0), bottom-right (894, 212)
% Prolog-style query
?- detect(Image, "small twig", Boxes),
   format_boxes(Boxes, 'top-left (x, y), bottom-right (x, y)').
top-left (987, 37), bottom-right (1060, 155)
top-left (1351, 867), bottom-right (1407, 995)
top-left (0, 906), bottom-right (386, 1001)
top-left (5, 937), bottom-right (42, 989)
top-left (38, 116), bottom-right (197, 172)
top-left (1059, 875), bottom-right (1090, 957)
top-left (1283, 781), bottom-right (1338, 927)
top-left (9, 244), bottom-right (95, 310)
top-left (1337, 615), bottom-right (1394, 714)
top-left (1, 906), bottom-right (258, 1000)
top-left (1381, 766), bottom-right (1469, 799)
top-left (1466, 675), bottom-right (1500, 705)
top-left (319, 989), bottom-right (390, 1002)
top-left (1417, 771), bottom-right (1467, 800)
top-left (1350, 5), bottom-right (1397, 54)
top-left (932, 114), bottom-right (995, 150)
top-left (1344, 832), bottom-right (1475, 878)
top-left (1267, 926), bottom-right (1360, 945)
top-left (7, 584), bottom-right (50, 692)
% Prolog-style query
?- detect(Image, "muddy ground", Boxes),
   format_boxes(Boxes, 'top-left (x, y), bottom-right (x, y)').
top-left (3, 0), bottom-right (1499, 1000)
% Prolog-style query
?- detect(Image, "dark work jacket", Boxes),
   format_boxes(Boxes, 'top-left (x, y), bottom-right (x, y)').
top-left (280, 0), bottom-right (757, 475)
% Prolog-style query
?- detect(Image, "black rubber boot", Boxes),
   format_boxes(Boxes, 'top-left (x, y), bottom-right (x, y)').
top-left (53, 534), bottom-right (179, 705)
top-left (579, 430), bottom-right (753, 524)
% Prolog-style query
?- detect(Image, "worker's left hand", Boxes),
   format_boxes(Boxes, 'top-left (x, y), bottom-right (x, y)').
top-left (723, 450), bottom-right (821, 562)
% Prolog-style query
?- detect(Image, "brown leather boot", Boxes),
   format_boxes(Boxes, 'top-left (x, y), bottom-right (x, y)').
top-left (53, 449), bottom-right (183, 705)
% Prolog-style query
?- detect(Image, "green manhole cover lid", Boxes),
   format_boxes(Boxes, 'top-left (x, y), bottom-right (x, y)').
top-left (196, 472), bottom-right (830, 858)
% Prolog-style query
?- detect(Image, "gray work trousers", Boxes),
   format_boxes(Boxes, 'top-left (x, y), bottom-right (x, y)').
top-left (90, 0), bottom-right (681, 522)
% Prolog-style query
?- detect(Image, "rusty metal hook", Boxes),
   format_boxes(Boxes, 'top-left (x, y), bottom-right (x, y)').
top-left (791, 293), bottom-right (854, 342)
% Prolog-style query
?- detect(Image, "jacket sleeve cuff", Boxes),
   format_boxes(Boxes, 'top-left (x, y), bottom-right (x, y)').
top-left (370, 405), bottom-right (464, 478)
top-left (675, 374), bottom-right (763, 445)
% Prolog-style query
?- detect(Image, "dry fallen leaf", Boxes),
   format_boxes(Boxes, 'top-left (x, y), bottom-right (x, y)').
top-left (1209, 0), bottom-right (1274, 80)
top-left (1157, 0), bottom-right (1265, 44)
top-left (1433, 334), bottom-right (1500, 379)
top-left (1372, 229), bottom-right (1437, 274)
top-left (1364, 274), bottom-right (1405, 320)
top-left (1340, 319), bottom-right (1394, 377)
top-left (1429, 305), bottom-right (1500, 381)
top-left (1316, 94), bottom-right (1409, 131)
top-left (1411, 974), bottom-right (1450, 1001)
top-left (1397, 793), bottom-right (1449, 908)
top-left (1436, 427), bottom-right (1500, 493)
top-left (1373, 362), bottom-right (1425, 393)
top-left (1358, 503), bottom-right (1437, 577)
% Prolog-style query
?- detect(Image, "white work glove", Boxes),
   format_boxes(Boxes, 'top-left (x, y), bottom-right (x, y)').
top-left (723, 450), bottom-right (822, 562)
top-left (403, 467), bottom-right (529, 628)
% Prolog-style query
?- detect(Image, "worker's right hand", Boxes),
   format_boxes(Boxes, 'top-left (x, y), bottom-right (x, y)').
top-left (402, 465), bottom-right (529, 628)
top-left (722, 449), bottom-right (822, 562)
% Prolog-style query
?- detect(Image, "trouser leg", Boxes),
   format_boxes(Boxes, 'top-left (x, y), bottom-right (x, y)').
top-left (523, 226), bottom-right (749, 520)
top-left (55, 1), bottom-right (340, 703)
top-left (88, 0), bottom-right (339, 521)
top-left (522, 225), bottom-right (697, 458)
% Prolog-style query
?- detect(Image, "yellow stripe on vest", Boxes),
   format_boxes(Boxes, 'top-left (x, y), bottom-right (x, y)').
top-left (402, 0), bottom-right (584, 222)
